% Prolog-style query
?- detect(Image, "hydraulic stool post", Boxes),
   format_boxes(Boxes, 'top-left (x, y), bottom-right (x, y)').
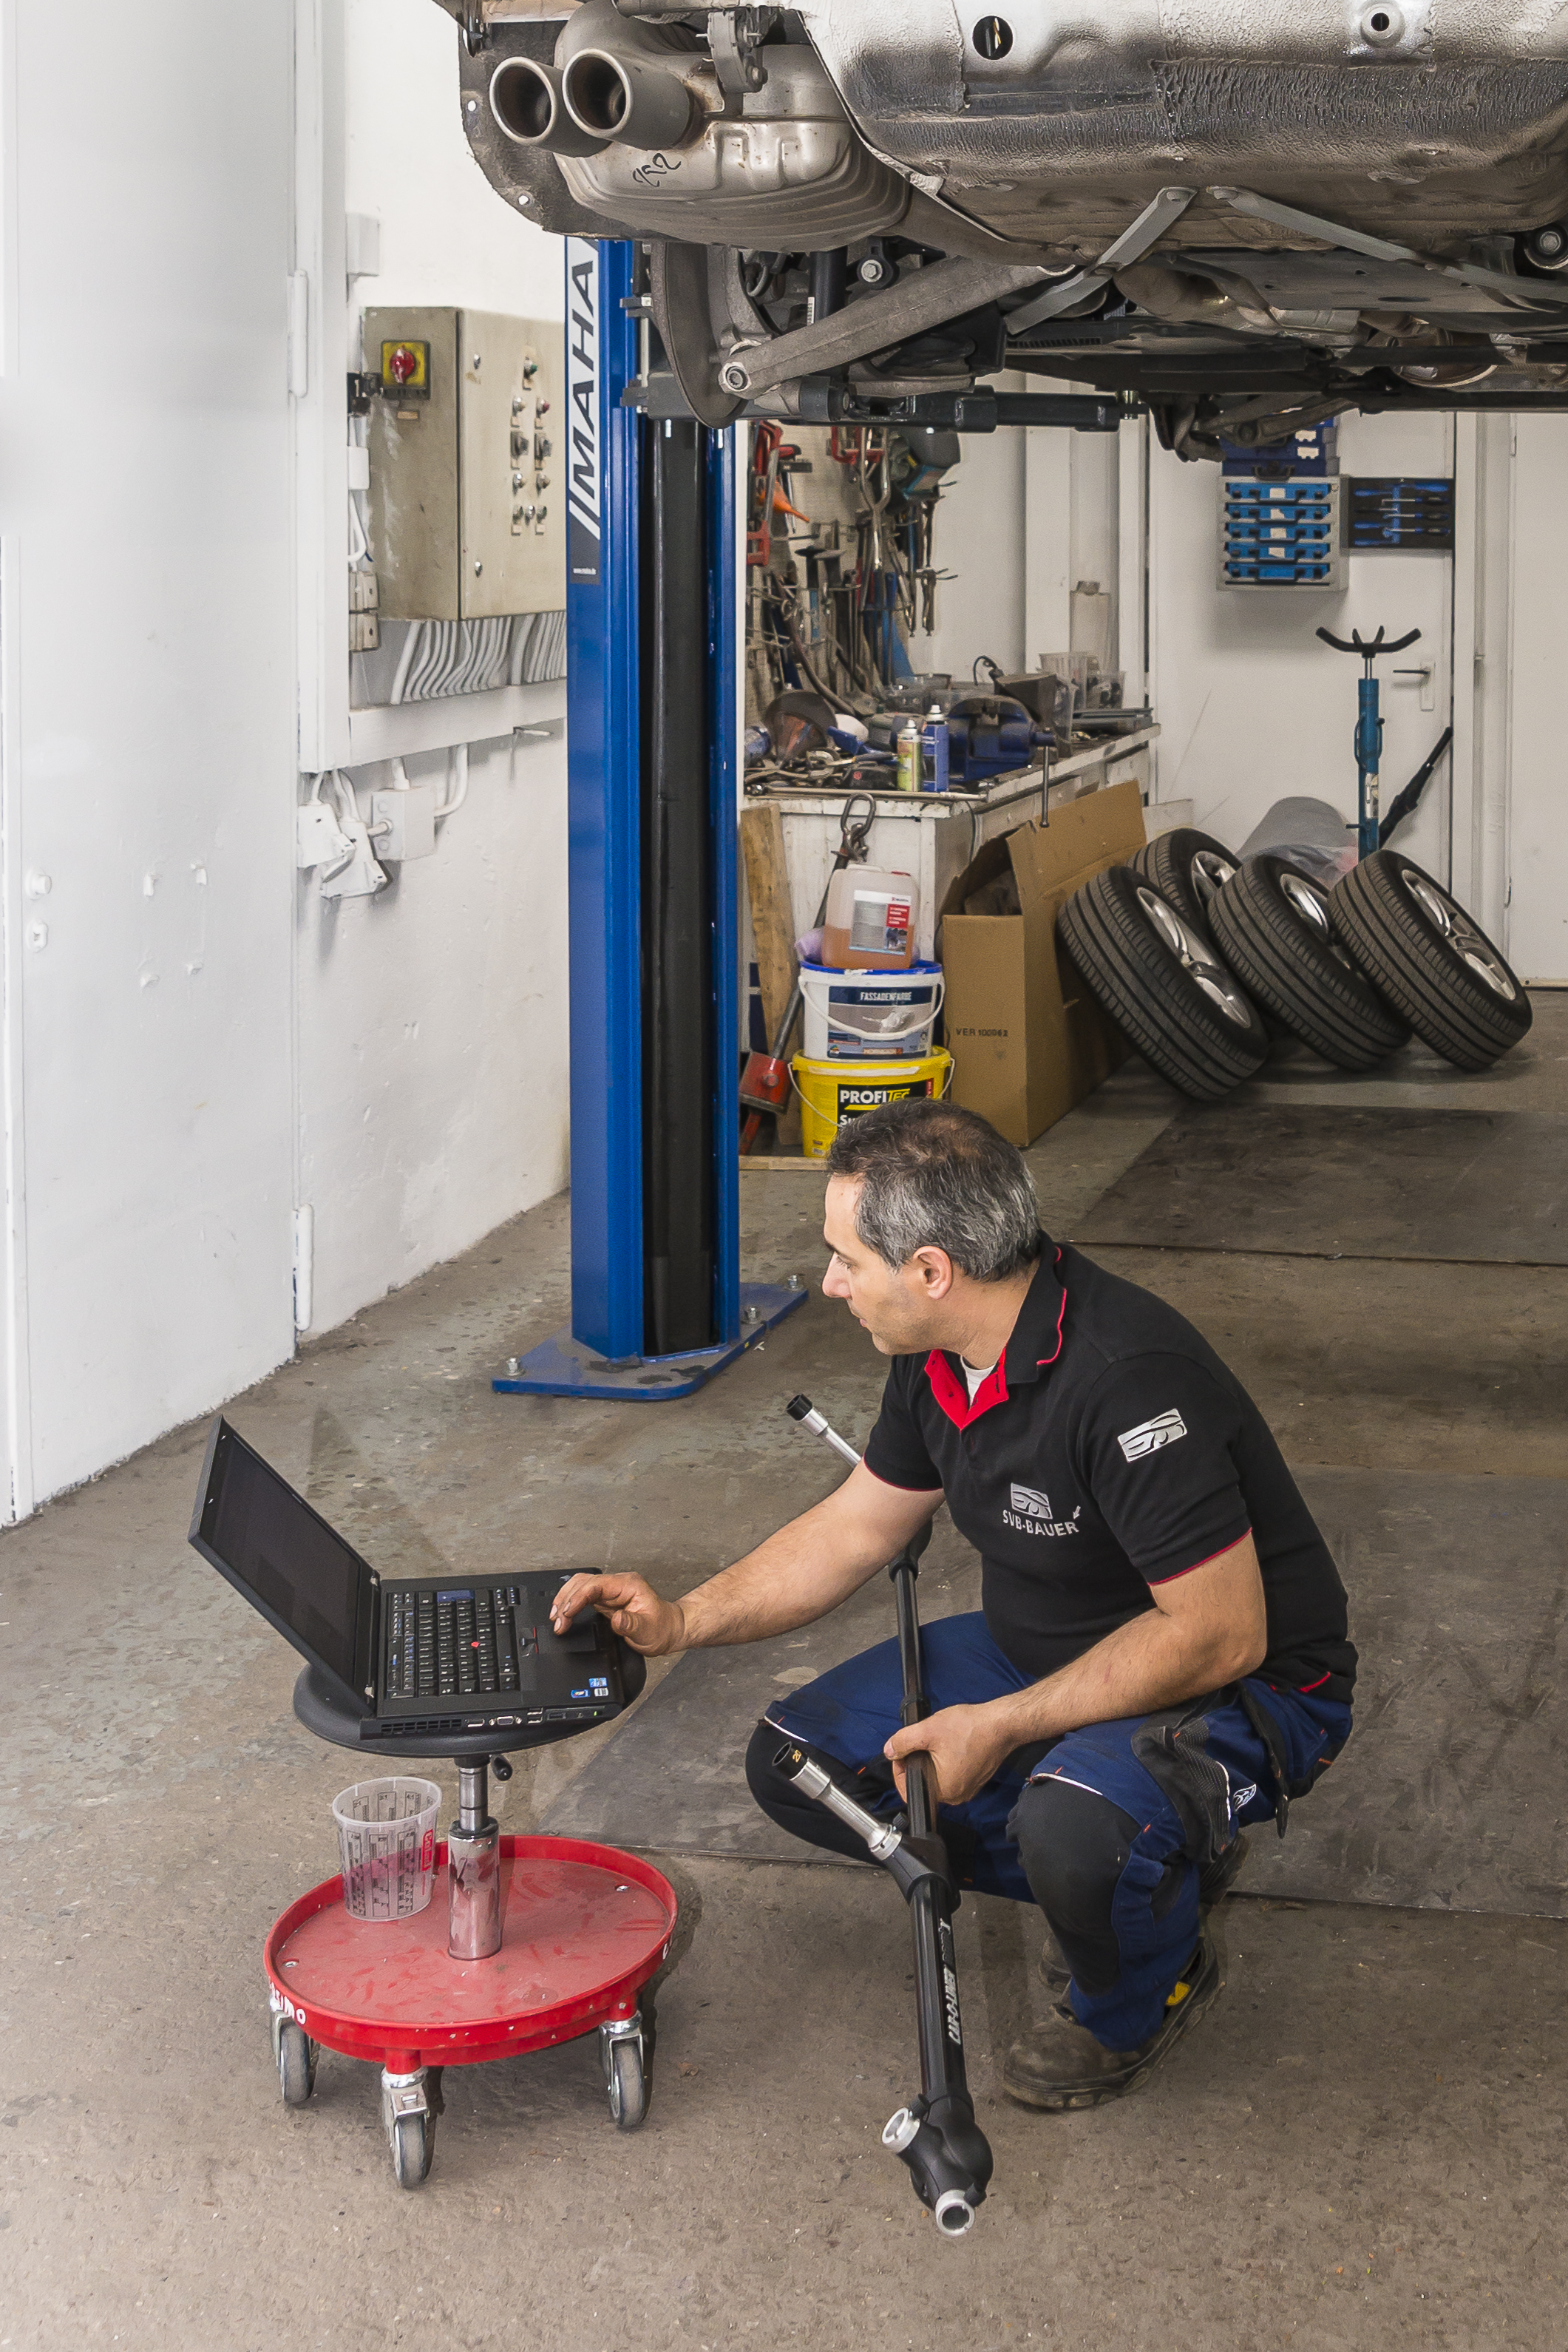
top-left (448, 1755), bottom-right (509, 1960)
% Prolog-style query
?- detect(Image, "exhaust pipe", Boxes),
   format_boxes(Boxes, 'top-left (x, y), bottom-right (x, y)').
top-left (561, 45), bottom-right (699, 148)
top-left (488, 55), bottom-right (608, 157)
top-left (554, 0), bottom-right (706, 151)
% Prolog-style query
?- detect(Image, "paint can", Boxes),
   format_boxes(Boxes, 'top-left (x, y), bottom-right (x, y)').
top-left (791, 1049), bottom-right (954, 1160)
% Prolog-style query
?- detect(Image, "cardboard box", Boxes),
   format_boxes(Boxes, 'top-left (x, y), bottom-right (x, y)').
top-left (939, 781), bottom-right (1147, 1146)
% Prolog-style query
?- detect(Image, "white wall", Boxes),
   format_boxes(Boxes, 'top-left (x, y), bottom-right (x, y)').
top-left (1147, 409), bottom-right (1456, 875)
top-left (295, 736), bottom-right (570, 1334)
top-left (0, 0), bottom-right (298, 1511)
top-left (0, 0), bottom-right (575, 1516)
top-left (1493, 413), bottom-right (1568, 983)
top-left (905, 375), bottom-right (1029, 680)
top-left (296, 0), bottom-right (572, 1334)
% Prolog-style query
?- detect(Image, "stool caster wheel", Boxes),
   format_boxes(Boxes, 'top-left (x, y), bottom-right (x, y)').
top-left (278, 2022), bottom-right (318, 2107)
top-left (600, 2019), bottom-right (647, 2131)
top-left (391, 2112), bottom-right (432, 2190)
top-left (270, 2003), bottom-right (318, 2107)
top-left (381, 2065), bottom-right (436, 2189)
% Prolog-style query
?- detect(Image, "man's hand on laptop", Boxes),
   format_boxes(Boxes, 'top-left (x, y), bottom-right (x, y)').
top-left (550, 1573), bottom-right (685, 1656)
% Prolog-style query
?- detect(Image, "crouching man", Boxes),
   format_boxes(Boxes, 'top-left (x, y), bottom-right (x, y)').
top-left (551, 1100), bottom-right (1354, 2109)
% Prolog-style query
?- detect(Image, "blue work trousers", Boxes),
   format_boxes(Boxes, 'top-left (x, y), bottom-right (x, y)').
top-left (759, 1611), bottom-right (1351, 2050)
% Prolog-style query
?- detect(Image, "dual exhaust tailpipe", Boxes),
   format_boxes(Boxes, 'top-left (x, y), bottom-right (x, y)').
top-left (489, 4), bottom-right (705, 160)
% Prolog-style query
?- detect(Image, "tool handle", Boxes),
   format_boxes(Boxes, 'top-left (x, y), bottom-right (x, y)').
top-left (784, 1393), bottom-right (861, 1467)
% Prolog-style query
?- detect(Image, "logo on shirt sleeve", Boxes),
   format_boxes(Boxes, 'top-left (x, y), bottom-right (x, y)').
top-left (1117, 1409), bottom-right (1187, 1462)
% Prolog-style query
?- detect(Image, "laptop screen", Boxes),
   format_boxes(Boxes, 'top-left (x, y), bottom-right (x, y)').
top-left (194, 1423), bottom-right (367, 1695)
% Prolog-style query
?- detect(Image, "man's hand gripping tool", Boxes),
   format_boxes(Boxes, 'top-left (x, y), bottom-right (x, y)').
top-left (777, 1395), bottom-right (994, 2237)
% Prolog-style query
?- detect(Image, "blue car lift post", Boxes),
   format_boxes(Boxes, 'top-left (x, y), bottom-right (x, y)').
top-left (496, 240), bottom-right (807, 1402)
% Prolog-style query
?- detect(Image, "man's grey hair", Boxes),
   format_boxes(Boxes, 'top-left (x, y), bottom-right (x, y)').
top-left (824, 1099), bottom-right (1043, 1281)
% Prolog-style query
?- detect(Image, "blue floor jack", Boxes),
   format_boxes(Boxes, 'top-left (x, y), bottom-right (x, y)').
top-left (1315, 623), bottom-right (1422, 858)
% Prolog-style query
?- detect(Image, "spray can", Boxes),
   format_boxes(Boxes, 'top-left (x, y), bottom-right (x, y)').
top-left (895, 714), bottom-right (920, 793)
top-left (921, 705), bottom-right (950, 793)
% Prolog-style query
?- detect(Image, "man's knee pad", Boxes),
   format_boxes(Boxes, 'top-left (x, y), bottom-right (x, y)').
top-left (744, 1718), bottom-right (794, 1814)
top-left (1008, 1777), bottom-right (1147, 1994)
top-left (743, 1720), bottom-right (878, 1865)
top-left (1011, 1777), bottom-right (1139, 1929)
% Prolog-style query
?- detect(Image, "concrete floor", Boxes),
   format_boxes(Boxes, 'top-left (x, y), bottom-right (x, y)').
top-left (4, 1002), bottom-right (1567, 2350)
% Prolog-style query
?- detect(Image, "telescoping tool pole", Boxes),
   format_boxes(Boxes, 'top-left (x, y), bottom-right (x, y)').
top-left (780, 1396), bottom-right (994, 2235)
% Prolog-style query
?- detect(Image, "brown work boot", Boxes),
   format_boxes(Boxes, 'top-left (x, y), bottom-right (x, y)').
top-left (1036, 1836), bottom-right (1247, 1993)
top-left (1199, 1829), bottom-right (1250, 1910)
top-left (1005, 1936), bottom-right (1221, 2110)
top-left (1038, 1928), bottom-right (1070, 1992)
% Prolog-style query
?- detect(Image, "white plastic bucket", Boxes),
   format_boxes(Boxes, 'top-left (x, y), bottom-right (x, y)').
top-left (799, 960), bottom-right (945, 1061)
top-left (333, 1777), bottom-right (441, 1923)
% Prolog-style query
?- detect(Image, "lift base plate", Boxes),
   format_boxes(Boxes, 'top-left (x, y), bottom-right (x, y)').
top-left (492, 1280), bottom-right (809, 1400)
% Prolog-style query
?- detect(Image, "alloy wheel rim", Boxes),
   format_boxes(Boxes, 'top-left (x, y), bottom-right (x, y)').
top-left (1399, 870), bottom-right (1518, 1001)
top-left (1136, 887), bottom-right (1255, 1029)
top-left (1190, 850), bottom-right (1235, 901)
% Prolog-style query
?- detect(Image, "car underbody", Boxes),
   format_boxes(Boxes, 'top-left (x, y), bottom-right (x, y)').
top-left (438, 0), bottom-right (1568, 454)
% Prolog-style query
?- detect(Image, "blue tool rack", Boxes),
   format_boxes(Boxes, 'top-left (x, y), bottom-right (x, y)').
top-left (1219, 421), bottom-right (1346, 591)
top-left (495, 240), bottom-right (807, 1403)
top-left (1347, 477), bottom-right (1456, 551)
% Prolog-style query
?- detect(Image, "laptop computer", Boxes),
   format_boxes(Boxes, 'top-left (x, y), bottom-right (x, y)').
top-left (188, 1415), bottom-right (633, 1743)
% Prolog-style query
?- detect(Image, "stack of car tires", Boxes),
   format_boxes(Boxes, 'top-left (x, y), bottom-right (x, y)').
top-left (1056, 830), bottom-right (1530, 1101)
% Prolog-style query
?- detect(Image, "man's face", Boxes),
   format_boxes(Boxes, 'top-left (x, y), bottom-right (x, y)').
top-left (821, 1176), bottom-right (951, 1355)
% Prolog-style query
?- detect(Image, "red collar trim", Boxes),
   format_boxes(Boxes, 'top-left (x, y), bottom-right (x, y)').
top-left (924, 1349), bottom-right (1011, 1431)
top-left (1034, 1249), bottom-right (1068, 1369)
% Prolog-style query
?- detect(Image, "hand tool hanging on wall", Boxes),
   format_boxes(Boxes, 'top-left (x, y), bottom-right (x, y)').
top-left (1315, 623), bottom-right (1422, 859)
top-left (1378, 724), bottom-right (1453, 847)
top-left (775, 1395), bottom-right (994, 2237)
top-left (739, 796), bottom-right (875, 1151)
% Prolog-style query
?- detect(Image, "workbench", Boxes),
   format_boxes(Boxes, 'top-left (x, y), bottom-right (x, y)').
top-left (743, 726), bottom-right (1159, 967)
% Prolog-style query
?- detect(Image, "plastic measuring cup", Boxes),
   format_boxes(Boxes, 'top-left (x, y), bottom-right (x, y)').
top-left (332, 1777), bottom-right (441, 1922)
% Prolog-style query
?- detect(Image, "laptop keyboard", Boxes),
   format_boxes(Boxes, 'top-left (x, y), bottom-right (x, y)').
top-left (385, 1584), bottom-right (531, 1701)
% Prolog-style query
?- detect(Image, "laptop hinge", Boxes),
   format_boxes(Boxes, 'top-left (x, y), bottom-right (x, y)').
top-left (362, 1571), bottom-right (381, 1707)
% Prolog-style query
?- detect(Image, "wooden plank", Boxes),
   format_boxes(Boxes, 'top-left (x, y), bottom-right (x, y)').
top-left (739, 800), bottom-right (804, 1148)
top-left (740, 801), bottom-right (798, 1044)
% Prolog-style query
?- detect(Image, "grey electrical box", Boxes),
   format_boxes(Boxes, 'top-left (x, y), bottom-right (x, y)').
top-left (364, 306), bottom-right (563, 622)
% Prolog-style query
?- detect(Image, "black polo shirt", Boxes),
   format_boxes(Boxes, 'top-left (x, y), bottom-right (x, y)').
top-left (863, 1238), bottom-right (1355, 1703)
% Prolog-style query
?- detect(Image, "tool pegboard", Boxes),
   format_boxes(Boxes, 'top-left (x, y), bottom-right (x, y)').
top-left (1218, 421), bottom-right (1345, 589)
top-left (1347, 478), bottom-right (1456, 551)
top-left (1219, 477), bottom-right (1346, 589)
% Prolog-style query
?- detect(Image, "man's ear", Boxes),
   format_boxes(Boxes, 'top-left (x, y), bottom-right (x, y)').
top-left (910, 1246), bottom-right (955, 1301)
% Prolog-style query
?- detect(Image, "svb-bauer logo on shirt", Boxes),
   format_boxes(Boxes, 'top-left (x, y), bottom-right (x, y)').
top-left (1005, 1482), bottom-right (1082, 1538)
top-left (1117, 1409), bottom-right (1188, 1462)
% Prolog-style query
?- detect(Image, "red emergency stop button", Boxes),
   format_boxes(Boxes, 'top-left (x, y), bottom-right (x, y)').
top-left (389, 345), bottom-right (419, 384)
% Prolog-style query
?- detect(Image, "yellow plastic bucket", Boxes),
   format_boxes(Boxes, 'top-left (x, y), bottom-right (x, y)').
top-left (790, 1049), bottom-right (954, 1161)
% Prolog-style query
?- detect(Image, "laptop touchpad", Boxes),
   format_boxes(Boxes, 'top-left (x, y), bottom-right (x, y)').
top-left (539, 1607), bottom-right (601, 1656)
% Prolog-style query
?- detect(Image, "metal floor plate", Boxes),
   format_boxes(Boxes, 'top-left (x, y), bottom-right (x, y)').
top-left (1072, 1103), bottom-right (1568, 1266)
top-left (546, 1470), bottom-right (1568, 1921)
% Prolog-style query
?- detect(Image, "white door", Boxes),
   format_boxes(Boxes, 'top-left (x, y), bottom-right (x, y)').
top-left (1501, 413), bottom-right (1568, 984)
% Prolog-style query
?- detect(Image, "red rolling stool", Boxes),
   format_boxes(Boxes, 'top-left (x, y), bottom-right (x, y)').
top-left (267, 1666), bottom-right (676, 2188)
